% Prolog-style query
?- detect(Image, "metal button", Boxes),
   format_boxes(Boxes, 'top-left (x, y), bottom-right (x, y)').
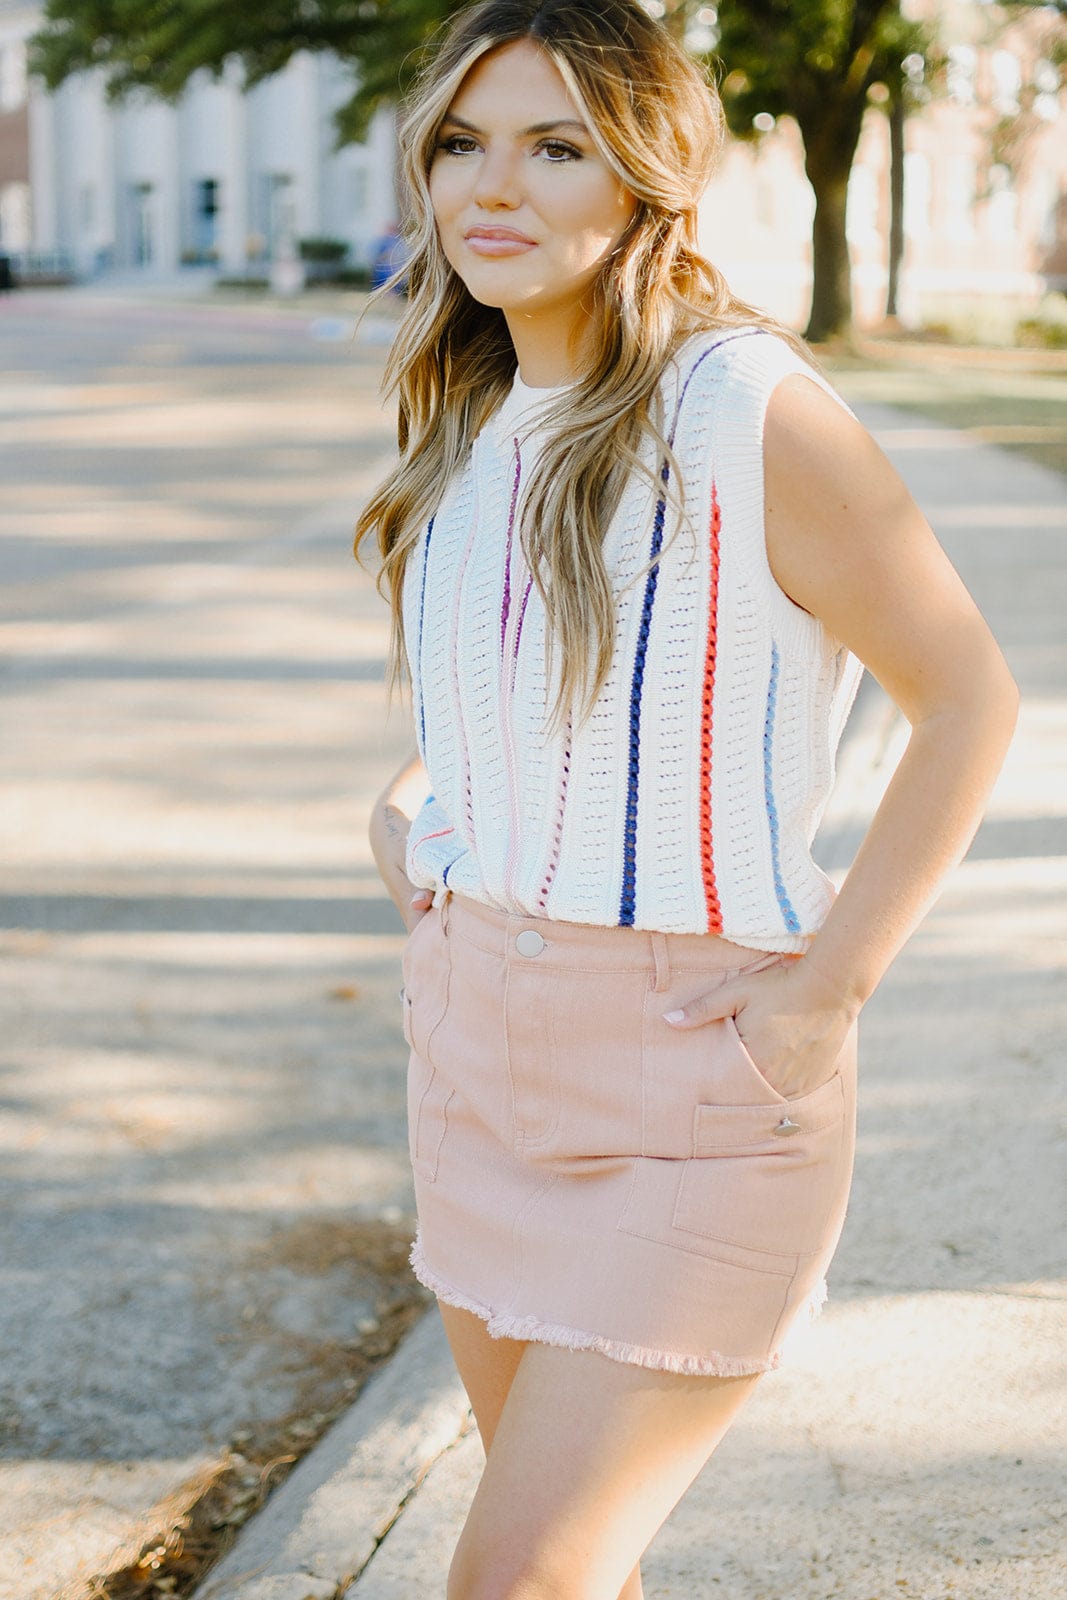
top-left (774, 1114), bottom-right (801, 1136)
top-left (515, 929), bottom-right (546, 957)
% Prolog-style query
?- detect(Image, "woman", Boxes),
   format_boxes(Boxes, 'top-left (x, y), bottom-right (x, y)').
top-left (358, 4), bottom-right (1018, 1597)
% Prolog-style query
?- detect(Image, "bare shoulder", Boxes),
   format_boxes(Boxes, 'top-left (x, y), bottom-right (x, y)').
top-left (761, 372), bottom-right (1005, 720)
top-left (763, 371), bottom-right (915, 546)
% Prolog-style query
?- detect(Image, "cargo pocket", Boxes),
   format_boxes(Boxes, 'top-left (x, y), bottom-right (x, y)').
top-left (672, 1072), bottom-right (848, 1258)
top-left (617, 1070), bottom-right (848, 1270)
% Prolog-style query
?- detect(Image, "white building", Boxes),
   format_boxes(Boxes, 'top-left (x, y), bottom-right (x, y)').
top-left (0, 0), bottom-right (397, 277)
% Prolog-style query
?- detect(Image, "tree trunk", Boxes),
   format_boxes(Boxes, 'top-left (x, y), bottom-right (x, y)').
top-left (800, 105), bottom-right (867, 346)
top-left (804, 166), bottom-right (853, 343)
top-left (886, 93), bottom-right (905, 319)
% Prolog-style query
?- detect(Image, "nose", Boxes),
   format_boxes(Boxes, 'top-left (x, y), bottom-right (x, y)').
top-left (471, 144), bottom-right (523, 210)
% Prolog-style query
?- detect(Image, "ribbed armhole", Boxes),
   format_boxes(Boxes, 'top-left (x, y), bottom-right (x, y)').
top-left (713, 333), bottom-right (860, 660)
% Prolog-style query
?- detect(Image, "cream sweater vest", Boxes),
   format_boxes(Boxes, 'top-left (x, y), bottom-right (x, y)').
top-left (402, 326), bottom-right (864, 952)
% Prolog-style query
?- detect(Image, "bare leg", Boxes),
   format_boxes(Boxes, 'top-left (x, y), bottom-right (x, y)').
top-left (437, 1303), bottom-right (647, 1600)
top-left (443, 1330), bottom-right (763, 1600)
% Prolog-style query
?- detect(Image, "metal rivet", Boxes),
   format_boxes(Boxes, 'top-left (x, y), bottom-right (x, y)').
top-left (774, 1114), bottom-right (801, 1136)
top-left (398, 986), bottom-right (406, 1002)
top-left (515, 929), bottom-right (546, 957)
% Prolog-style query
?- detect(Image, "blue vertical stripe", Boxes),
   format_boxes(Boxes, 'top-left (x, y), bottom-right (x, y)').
top-left (617, 331), bottom-right (764, 927)
top-left (763, 643), bottom-right (801, 934)
top-left (618, 460), bottom-right (670, 926)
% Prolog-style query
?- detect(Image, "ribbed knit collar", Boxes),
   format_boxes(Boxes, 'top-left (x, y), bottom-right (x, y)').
top-left (488, 366), bottom-right (578, 450)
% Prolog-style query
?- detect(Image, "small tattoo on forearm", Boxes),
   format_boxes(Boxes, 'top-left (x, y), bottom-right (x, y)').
top-left (382, 805), bottom-right (407, 843)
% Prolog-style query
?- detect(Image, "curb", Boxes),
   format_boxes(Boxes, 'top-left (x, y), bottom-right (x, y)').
top-left (192, 1308), bottom-right (473, 1600)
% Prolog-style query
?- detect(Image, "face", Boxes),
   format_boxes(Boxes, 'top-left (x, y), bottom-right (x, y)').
top-left (429, 38), bottom-right (638, 326)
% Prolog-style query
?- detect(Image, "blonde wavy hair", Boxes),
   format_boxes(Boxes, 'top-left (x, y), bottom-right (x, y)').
top-left (354, 0), bottom-right (826, 740)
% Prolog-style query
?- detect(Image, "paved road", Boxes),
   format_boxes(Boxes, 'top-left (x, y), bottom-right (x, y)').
top-left (2, 292), bottom-right (1064, 1600)
top-left (0, 291), bottom-right (426, 1599)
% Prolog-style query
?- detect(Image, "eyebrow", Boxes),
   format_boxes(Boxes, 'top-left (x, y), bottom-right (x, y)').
top-left (440, 114), bottom-right (590, 137)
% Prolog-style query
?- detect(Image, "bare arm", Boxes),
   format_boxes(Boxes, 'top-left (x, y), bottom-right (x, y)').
top-left (766, 373), bottom-right (1018, 1004)
top-left (368, 742), bottom-right (435, 931)
top-left (665, 374), bottom-right (1019, 1095)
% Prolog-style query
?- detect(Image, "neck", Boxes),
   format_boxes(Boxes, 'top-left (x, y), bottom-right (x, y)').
top-left (504, 303), bottom-right (590, 389)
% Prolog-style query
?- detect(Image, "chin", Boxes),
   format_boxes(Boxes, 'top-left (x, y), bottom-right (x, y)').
top-left (456, 277), bottom-right (548, 314)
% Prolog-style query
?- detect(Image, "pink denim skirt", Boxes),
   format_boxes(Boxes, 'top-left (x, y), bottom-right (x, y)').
top-left (401, 887), bottom-right (857, 1377)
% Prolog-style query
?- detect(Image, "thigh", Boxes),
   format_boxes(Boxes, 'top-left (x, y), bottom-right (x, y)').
top-left (449, 1339), bottom-right (763, 1600)
top-left (437, 1302), bottom-right (529, 1455)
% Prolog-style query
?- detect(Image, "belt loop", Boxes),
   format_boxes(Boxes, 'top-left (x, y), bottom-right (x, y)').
top-left (650, 930), bottom-right (671, 992)
top-left (439, 887), bottom-right (452, 935)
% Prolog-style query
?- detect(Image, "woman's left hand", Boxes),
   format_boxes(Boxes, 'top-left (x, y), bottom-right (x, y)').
top-left (662, 956), bottom-right (860, 1100)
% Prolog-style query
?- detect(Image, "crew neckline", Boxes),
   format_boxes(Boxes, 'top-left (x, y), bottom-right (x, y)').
top-left (515, 368), bottom-right (579, 393)
top-left (489, 365), bottom-right (578, 447)
top-left (511, 367), bottom-right (578, 397)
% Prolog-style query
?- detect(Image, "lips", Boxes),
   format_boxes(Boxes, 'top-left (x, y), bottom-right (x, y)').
top-left (465, 226), bottom-right (537, 245)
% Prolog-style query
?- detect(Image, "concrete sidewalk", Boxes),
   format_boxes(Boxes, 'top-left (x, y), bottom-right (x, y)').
top-left (191, 393), bottom-right (1067, 1600)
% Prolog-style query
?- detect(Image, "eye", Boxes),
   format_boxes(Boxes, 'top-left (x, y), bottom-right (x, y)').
top-left (437, 134), bottom-right (479, 156)
top-left (538, 140), bottom-right (582, 162)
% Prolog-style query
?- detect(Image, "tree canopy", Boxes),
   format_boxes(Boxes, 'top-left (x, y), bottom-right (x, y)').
top-left (30, 0), bottom-right (456, 142)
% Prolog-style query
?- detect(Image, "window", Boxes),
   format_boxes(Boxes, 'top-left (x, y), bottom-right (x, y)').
top-left (264, 172), bottom-right (296, 254)
top-left (130, 182), bottom-right (154, 267)
top-left (194, 178), bottom-right (220, 255)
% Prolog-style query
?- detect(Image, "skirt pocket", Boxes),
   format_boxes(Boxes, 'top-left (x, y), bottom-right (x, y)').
top-left (504, 958), bottom-right (645, 1160)
top-left (407, 1050), bottom-right (455, 1184)
top-left (672, 1073), bottom-right (848, 1258)
top-left (401, 907), bottom-right (455, 1185)
top-left (616, 1071), bottom-right (849, 1269)
top-left (400, 906), bottom-right (451, 1066)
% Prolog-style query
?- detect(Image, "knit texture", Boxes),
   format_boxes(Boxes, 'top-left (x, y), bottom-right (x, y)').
top-left (402, 326), bottom-right (864, 951)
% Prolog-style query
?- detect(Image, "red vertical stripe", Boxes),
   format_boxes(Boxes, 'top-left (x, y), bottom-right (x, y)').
top-left (699, 480), bottom-right (723, 932)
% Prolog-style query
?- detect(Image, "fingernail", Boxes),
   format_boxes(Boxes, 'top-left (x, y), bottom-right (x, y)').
top-left (663, 1009), bottom-right (686, 1024)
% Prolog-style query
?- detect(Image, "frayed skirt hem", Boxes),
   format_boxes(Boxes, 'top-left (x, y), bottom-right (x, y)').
top-left (410, 1234), bottom-right (828, 1379)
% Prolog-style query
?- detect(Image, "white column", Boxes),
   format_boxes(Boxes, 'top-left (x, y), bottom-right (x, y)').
top-left (295, 50), bottom-right (321, 240)
top-left (220, 55), bottom-right (248, 271)
top-left (160, 96), bottom-right (181, 270)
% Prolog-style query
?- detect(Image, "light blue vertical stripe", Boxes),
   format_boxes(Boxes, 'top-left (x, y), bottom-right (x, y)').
top-left (763, 643), bottom-right (801, 935)
top-left (416, 517), bottom-right (434, 753)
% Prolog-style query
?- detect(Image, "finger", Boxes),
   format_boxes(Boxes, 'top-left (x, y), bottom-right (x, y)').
top-left (662, 987), bottom-right (740, 1029)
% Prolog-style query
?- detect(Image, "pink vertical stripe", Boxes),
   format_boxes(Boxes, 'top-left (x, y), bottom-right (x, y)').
top-left (450, 480), bottom-right (483, 850)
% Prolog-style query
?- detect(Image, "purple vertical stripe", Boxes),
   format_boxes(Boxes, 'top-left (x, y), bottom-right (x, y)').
top-left (500, 439), bottom-right (522, 655)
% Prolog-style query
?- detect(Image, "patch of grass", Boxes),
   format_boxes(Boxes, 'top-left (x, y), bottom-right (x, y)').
top-left (72, 1218), bottom-right (432, 1600)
